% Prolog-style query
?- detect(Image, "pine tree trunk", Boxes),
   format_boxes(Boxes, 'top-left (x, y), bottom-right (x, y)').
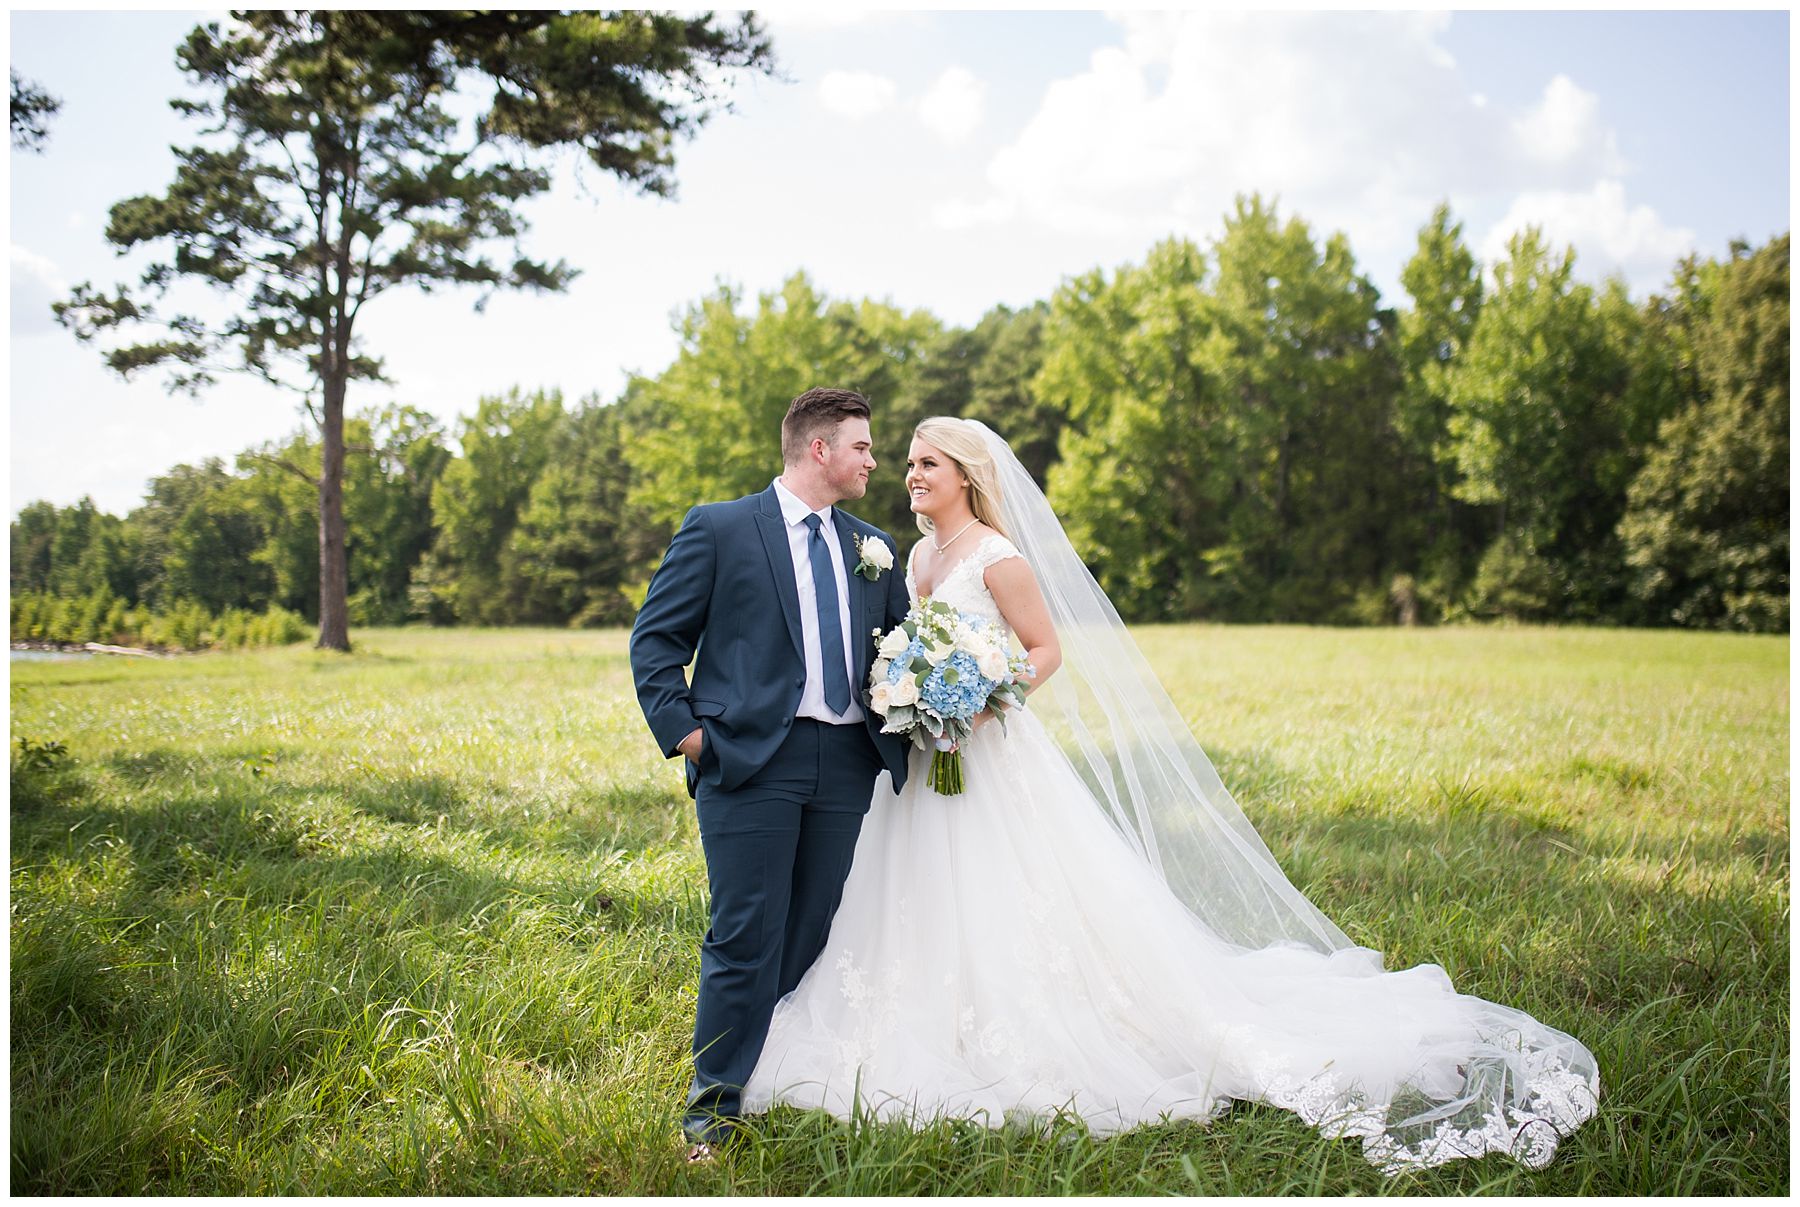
top-left (317, 370), bottom-right (351, 651)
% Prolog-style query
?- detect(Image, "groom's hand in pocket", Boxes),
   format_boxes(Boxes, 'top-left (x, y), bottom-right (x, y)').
top-left (678, 727), bottom-right (704, 762)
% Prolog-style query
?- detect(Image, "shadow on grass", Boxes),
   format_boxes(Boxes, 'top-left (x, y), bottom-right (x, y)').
top-left (22, 742), bottom-right (1785, 975)
top-left (78, 742), bottom-right (687, 854)
top-left (11, 764), bottom-right (704, 1193)
top-left (16, 740), bottom-right (709, 948)
top-left (12, 741), bottom-right (1786, 1194)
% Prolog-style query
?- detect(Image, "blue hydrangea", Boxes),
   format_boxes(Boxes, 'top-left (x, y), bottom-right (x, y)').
top-left (886, 637), bottom-right (927, 684)
top-left (919, 651), bottom-right (996, 721)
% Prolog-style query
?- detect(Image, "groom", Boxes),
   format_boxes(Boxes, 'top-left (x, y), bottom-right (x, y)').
top-left (629, 386), bottom-right (912, 1156)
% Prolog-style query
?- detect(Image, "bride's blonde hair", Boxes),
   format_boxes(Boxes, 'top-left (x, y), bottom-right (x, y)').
top-left (912, 417), bottom-right (1008, 539)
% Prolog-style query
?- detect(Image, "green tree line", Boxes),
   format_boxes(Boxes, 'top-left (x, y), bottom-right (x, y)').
top-left (13, 201), bottom-right (1788, 635)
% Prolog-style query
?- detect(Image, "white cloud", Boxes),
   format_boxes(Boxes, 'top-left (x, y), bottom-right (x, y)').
top-left (918, 66), bottom-right (986, 145)
top-left (1480, 179), bottom-right (1696, 286)
top-left (11, 244), bottom-right (66, 335)
top-left (983, 44), bottom-right (1191, 236)
top-left (952, 11), bottom-right (1673, 290)
top-left (818, 70), bottom-right (897, 120)
top-left (1511, 74), bottom-right (1626, 181)
top-left (955, 13), bottom-right (1491, 249)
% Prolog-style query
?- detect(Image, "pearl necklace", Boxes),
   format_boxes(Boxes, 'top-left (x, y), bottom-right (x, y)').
top-left (931, 517), bottom-right (980, 553)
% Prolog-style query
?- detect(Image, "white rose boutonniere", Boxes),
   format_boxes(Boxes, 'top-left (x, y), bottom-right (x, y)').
top-left (854, 534), bottom-right (894, 581)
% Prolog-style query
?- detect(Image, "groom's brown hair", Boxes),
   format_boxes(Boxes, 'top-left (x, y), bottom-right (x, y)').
top-left (781, 387), bottom-right (871, 465)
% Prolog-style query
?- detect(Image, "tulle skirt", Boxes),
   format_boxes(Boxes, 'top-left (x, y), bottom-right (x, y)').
top-left (742, 709), bottom-right (1599, 1173)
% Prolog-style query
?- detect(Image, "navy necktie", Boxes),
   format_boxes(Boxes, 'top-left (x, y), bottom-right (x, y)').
top-left (803, 513), bottom-right (853, 715)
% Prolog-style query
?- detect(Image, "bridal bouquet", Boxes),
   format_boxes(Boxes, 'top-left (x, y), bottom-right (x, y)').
top-left (866, 598), bottom-right (1033, 795)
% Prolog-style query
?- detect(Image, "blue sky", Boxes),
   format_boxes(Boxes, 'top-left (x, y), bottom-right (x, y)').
top-left (8, 7), bottom-right (1790, 516)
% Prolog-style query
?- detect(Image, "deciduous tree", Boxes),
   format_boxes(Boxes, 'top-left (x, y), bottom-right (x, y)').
top-left (624, 273), bottom-right (939, 544)
top-left (1444, 229), bottom-right (1678, 619)
top-left (1621, 235), bottom-right (1789, 630)
top-left (502, 398), bottom-right (640, 626)
top-left (414, 388), bottom-right (567, 624)
top-left (1394, 204), bottom-right (1490, 615)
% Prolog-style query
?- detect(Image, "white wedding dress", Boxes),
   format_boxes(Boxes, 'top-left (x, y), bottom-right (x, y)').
top-left (742, 532), bottom-right (1599, 1175)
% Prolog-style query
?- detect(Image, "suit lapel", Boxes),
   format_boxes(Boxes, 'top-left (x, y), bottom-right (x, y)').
top-left (754, 487), bottom-right (805, 662)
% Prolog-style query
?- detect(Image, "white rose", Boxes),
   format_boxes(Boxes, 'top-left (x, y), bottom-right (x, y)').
top-left (890, 675), bottom-right (919, 707)
top-left (860, 537), bottom-right (894, 571)
top-left (924, 641), bottom-right (954, 666)
top-left (869, 681), bottom-right (893, 715)
top-left (878, 628), bottom-right (910, 659)
top-left (977, 648), bottom-right (1008, 681)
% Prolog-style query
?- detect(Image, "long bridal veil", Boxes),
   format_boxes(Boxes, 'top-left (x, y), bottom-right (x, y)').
top-left (962, 419), bottom-right (1599, 1171)
top-left (965, 419), bottom-right (1347, 953)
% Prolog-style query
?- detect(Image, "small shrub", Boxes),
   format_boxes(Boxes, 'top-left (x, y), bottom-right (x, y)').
top-left (1464, 534), bottom-right (1557, 622)
top-left (102, 597), bottom-right (133, 644)
top-left (9, 591), bottom-right (309, 651)
top-left (253, 606), bottom-right (310, 645)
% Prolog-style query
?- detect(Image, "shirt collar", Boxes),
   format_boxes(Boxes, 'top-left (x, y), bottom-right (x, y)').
top-left (772, 477), bottom-right (833, 529)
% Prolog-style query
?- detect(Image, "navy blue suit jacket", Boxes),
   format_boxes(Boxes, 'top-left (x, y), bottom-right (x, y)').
top-left (630, 485), bottom-right (913, 798)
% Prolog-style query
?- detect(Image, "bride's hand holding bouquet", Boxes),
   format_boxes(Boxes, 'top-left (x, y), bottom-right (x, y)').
top-left (866, 597), bottom-right (1032, 794)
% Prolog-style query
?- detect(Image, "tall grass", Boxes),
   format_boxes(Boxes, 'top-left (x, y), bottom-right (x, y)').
top-left (9, 625), bottom-right (1787, 1194)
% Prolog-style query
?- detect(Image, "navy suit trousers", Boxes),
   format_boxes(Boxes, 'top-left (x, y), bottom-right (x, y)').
top-left (684, 717), bottom-right (884, 1141)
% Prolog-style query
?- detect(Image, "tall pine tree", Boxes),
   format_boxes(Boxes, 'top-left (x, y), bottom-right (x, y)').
top-left (57, 11), bottom-right (772, 648)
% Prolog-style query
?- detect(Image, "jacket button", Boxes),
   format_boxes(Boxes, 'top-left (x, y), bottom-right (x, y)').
top-left (781, 717), bottom-right (791, 727)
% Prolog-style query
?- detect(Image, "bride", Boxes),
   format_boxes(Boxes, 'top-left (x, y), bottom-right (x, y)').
top-left (740, 417), bottom-right (1600, 1174)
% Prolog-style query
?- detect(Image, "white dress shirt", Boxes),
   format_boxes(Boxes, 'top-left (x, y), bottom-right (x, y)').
top-left (773, 477), bottom-right (865, 725)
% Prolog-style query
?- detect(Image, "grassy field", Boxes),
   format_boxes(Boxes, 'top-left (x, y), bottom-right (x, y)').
top-left (9, 624), bottom-right (1788, 1195)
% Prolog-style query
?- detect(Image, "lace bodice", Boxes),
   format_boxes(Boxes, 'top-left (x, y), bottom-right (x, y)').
top-left (906, 533), bottom-right (1023, 629)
